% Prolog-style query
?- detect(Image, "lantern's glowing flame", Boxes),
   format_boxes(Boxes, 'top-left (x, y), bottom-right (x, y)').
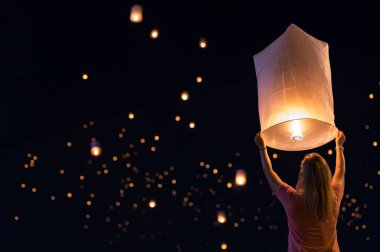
top-left (291, 120), bottom-right (303, 141)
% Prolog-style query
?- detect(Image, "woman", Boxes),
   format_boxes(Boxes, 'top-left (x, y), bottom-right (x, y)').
top-left (255, 131), bottom-right (346, 252)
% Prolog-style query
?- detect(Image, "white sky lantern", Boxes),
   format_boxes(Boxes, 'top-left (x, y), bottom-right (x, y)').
top-left (235, 169), bottom-right (247, 186)
top-left (253, 24), bottom-right (338, 151)
top-left (130, 4), bottom-right (143, 23)
top-left (217, 211), bottom-right (227, 224)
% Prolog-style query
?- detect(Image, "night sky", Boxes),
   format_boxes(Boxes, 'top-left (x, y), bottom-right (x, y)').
top-left (1, 1), bottom-right (379, 251)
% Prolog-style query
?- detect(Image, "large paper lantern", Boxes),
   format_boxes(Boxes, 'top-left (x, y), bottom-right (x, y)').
top-left (253, 24), bottom-right (338, 151)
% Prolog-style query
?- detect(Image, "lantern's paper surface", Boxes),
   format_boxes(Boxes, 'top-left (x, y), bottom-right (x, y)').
top-left (254, 24), bottom-right (337, 151)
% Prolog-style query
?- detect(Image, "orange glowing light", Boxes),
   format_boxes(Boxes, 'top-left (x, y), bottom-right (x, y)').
top-left (199, 38), bottom-right (207, 48)
top-left (150, 29), bottom-right (159, 39)
top-left (130, 4), bottom-right (143, 23)
top-left (148, 200), bottom-right (156, 208)
top-left (235, 169), bottom-right (247, 186)
top-left (181, 91), bottom-right (189, 101)
top-left (217, 211), bottom-right (227, 224)
top-left (221, 242), bottom-right (228, 250)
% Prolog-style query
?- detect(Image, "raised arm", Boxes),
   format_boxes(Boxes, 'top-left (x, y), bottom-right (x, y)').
top-left (332, 130), bottom-right (346, 189)
top-left (255, 133), bottom-right (283, 194)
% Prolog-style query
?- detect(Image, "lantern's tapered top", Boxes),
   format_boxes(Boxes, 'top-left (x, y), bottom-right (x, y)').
top-left (254, 24), bottom-right (337, 151)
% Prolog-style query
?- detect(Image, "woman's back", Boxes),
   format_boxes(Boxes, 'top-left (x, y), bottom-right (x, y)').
top-left (276, 182), bottom-right (344, 252)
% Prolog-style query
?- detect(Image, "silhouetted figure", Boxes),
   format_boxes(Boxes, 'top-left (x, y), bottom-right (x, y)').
top-left (255, 131), bottom-right (346, 252)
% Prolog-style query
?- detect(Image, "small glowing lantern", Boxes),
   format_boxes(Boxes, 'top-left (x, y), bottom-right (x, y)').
top-left (253, 24), bottom-right (338, 151)
top-left (150, 29), bottom-right (159, 39)
top-left (90, 141), bottom-right (102, 157)
top-left (199, 38), bottom-right (207, 48)
top-left (189, 122), bottom-right (196, 129)
top-left (148, 200), bottom-right (156, 208)
top-left (221, 242), bottom-right (228, 250)
top-left (217, 211), bottom-right (227, 224)
top-left (235, 169), bottom-right (246, 186)
top-left (130, 4), bottom-right (143, 23)
top-left (181, 91), bottom-right (189, 101)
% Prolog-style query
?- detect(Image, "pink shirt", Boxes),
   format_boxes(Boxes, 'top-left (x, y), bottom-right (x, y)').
top-left (276, 182), bottom-right (344, 252)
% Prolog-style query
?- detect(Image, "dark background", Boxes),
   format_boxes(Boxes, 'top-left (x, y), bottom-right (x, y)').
top-left (1, 0), bottom-right (379, 251)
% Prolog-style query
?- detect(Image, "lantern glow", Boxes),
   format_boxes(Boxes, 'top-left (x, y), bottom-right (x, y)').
top-left (148, 200), bottom-right (156, 208)
top-left (130, 4), bottom-right (143, 23)
top-left (254, 24), bottom-right (338, 151)
top-left (181, 91), bottom-right (189, 101)
top-left (217, 211), bottom-right (227, 224)
top-left (189, 122), bottom-right (196, 128)
top-left (150, 29), bottom-right (159, 39)
top-left (90, 141), bottom-right (102, 157)
top-left (235, 169), bottom-right (246, 186)
top-left (291, 120), bottom-right (303, 141)
top-left (221, 242), bottom-right (228, 250)
top-left (199, 38), bottom-right (207, 48)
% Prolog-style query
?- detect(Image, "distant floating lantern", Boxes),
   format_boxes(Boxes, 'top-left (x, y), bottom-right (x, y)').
top-left (196, 76), bottom-right (203, 83)
top-left (199, 38), bottom-right (207, 48)
top-left (181, 91), bottom-right (189, 101)
top-left (128, 112), bottom-right (135, 119)
top-left (148, 200), bottom-right (156, 208)
top-left (189, 122), bottom-right (196, 129)
top-left (253, 24), bottom-right (338, 151)
top-left (130, 4), bottom-right (143, 23)
top-left (90, 141), bottom-right (102, 157)
top-left (221, 242), bottom-right (228, 250)
top-left (150, 28), bottom-right (159, 39)
top-left (217, 211), bottom-right (227, 224)
top-left (82, 74), bottom-right (88, 80)
top-left (235, 169), bottom-right (247, 186)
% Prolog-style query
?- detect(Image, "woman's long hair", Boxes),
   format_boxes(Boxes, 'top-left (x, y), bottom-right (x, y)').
top-left (300, 153), bottom-right (333, 221)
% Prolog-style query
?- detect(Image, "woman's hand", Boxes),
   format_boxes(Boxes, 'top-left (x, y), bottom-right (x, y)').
top-left (255, 132), bottom-right (266, 149)
top-left (335, 130), bottom-right (346, 147)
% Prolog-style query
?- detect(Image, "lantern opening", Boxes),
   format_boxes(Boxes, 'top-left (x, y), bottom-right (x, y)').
top-left (291, 120), bottom-right (303, 141)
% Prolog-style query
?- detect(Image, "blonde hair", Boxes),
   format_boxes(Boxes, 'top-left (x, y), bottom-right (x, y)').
top-left (300, 153), bottom-right (333, 221)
